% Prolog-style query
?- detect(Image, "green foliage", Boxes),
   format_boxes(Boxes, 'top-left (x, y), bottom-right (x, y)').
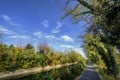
top-left (67, 50), bottom-right (84, 62)
top-left (83, 34), bottom-right (119, 78)
top-left (0, 43), bottom-right (85, 72)
top-left (25, 43), bottom-right (34, 50)
top-left (64, 0), bottom-right (120, 79)
top-left (16, 62), bottom-right (85, 80)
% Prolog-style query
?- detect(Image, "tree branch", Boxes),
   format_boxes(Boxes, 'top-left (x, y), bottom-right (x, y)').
top-left (62, 3), bottom-right (80, 19)
top-left (77, 0), bottom-right (95, 11)
top-left (73, 11), bottom-right (93, 17)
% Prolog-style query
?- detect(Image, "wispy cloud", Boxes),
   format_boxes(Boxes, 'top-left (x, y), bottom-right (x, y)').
top-left (52, 22), bottom-right (62, 33)
top-left (0, 25), bottom-right (30, 40)
top-left (9, 35), bottom-right (30, 39)
top-left (33, 31), bottom-right (44, 38)
top-left (41, 20), bottom-right (49, 28)
top-left (1, 14), bottom-right (19, 26)
top-left (0, 25), bottom-right (16, 35)
top-left (60, 45), bottom-right (74, 48)
top-left (33, 31), bottom-right (60, 40)
top-left (45, 35), bottom-right (55, 38)
top-left (45, 35), bottom-right (60, 40)
top-left (33, 32), bottom-right (74, 42)
top-left (60, 35), bottom-right (74, 42)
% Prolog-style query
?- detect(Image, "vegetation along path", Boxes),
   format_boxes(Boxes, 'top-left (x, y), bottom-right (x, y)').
top-left (77, 62), bottom-right (101, 80)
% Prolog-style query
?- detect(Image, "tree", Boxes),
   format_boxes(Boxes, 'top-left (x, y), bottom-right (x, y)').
top-left (83, 34), bottom-right (119, 79)
top-left (9, 45), bottom-right (14, 49)
top-left (63, 0), bottom-right (120, 49)
top-left (25, 43), bottom-right (33, 49)
top-left (37, 42), bottom-right (51, 54)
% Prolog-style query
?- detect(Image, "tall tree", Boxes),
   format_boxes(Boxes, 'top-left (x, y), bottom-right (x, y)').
top-left (83, 34), bottom-right (119, 79)
top-left (63, 0), bottom-right (120, 49)
top-left (63, 0), bottom-right (120, 79)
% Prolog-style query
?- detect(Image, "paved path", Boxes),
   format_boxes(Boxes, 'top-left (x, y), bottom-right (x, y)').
top-left (79, 62), bottom-right (101, 80)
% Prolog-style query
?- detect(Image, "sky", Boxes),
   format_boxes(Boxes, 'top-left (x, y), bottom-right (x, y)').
top-left (0, 0), bottom-right (87, 57)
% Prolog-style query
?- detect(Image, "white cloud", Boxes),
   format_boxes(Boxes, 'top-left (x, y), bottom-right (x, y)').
top-left (9, 35), bottom-right (30, 39)
top-left (0, 25), bottom-right (31, 41)
top-left (73, 48), bottom-right (86, 57)
top-left (33, 32), bottom-right (74, 42)
top-left (33, 31), bottom-right (44, 38)
top-left (0, 25), bottom-right (15, 35)
top-left (56, 22), bottom-right (62, 29)
top-left (60, 44), bottom-right (86, 57)
top-left (45, 35), bottom-right (55, 38)
top-left (52, 22), bottom-right (62, 33)
top-left (1, 15), bottom-right (19, 26)
top-left (41, 20), bottom-right (49, 28)
top-left (60, 35), bottom-right (74, 42)
top-left (2, 15), bottom-right (10, 21)
top-left (59, 44), bottom-right (86, 57)
top-left (60, 45), bottom-right (74, 48)
top-left (33, 31), bottom-right (60, 40)
top-left (52, 30), bottom-right (60, 34)
top-left (45, 35), bottom-right (60, 40)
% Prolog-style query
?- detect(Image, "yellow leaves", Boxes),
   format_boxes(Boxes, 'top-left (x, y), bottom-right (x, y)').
top-left (98, 60), bottom-right (106, 69)
top-left (98, 42), bottom-right (107, 52)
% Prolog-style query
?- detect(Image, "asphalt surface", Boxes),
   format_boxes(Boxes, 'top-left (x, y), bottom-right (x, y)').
top-left (79, 62), bottom-right (101, 80)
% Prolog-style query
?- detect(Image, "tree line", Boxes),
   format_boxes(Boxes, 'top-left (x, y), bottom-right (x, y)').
top-left (0, 42), bottom-right (85, 72)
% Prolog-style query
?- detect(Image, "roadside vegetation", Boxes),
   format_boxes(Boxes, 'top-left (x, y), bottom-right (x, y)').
top-left (15, 61), bottom-right (85, 80)
top-left (0, 40), bottom-right (86, 80)
top-left (0, 43), bottom-right (85, 72)
top-left (63, 0), bottom-right (120, 80)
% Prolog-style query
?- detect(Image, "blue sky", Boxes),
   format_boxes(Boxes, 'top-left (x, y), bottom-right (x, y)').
top-left (0, 0), bottom-right (86, 57)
